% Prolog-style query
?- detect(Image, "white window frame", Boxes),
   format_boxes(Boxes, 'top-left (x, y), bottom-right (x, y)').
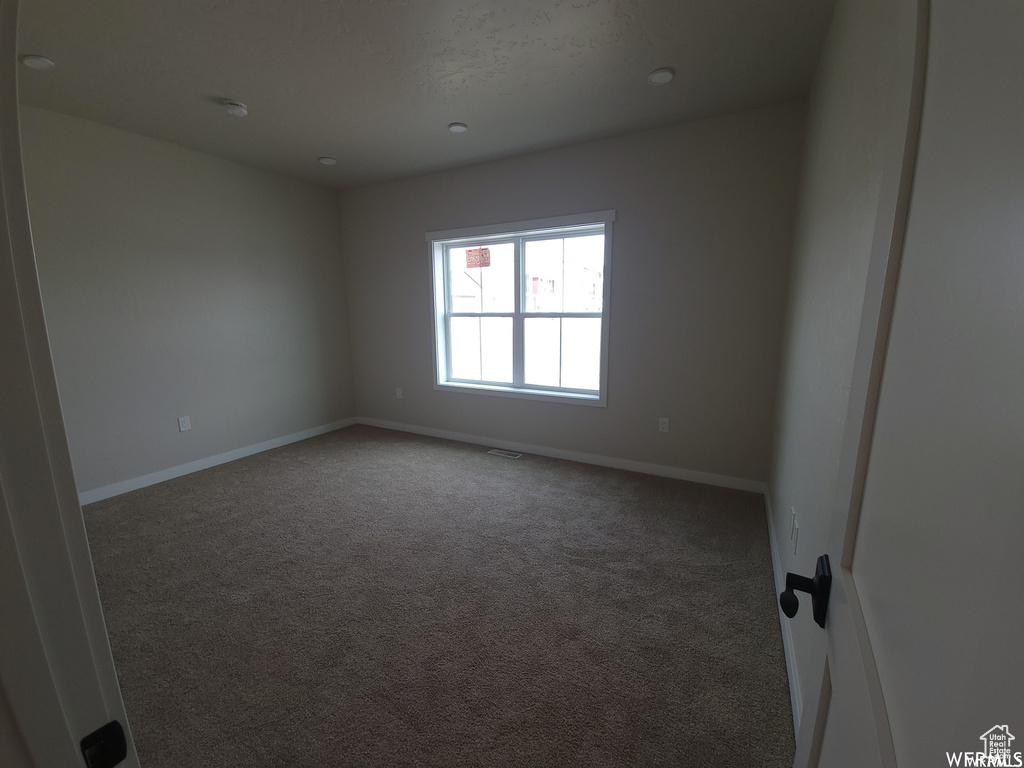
top-left (428, 210), bottom-right (614, 407)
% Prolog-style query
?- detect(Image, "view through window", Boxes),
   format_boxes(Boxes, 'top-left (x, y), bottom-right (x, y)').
top-left (429, 213), bottom-right (613, 404)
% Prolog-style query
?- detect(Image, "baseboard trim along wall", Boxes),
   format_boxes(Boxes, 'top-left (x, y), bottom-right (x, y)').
top-left (355, 417), bottom-right (767, 494)
top-left (77, 418), bottom-right (357, 505)
top-left (764, 489), bottom-right (802, 734)
top-left (78, 416), bottom-right (768, 505)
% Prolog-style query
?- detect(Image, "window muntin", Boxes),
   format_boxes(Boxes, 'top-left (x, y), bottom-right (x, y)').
top-left (429, 213), bottom-right (613, 405)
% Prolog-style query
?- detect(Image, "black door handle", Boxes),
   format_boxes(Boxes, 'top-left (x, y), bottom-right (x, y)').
top-left (779, 554), bottom-right (832, 628)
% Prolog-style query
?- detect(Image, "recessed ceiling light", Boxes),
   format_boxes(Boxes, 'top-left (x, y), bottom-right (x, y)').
top-left (647, 68), bottom-right (674, 85)
top-left (448, 122), bottom-right (469, 134)
top-left (223, 99), bottom-right (248, 117)
top-left (319, 157), bottom-right (337, 166)
top-left (21, 55), bottom-right (55, 71)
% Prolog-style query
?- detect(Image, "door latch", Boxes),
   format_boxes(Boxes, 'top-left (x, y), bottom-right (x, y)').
top-left (779, 554), bottom-right (832, 628)
top-left (80, 720), bottom-right (127, 768)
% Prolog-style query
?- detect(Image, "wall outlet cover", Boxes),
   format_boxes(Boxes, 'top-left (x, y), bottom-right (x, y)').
top-left (178, 416), bottom-right (191, 432)
top-left (658, 417), bottom-right (669, 433)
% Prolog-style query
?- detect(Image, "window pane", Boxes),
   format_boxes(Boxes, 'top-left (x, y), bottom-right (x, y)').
top-left (524, 238), bottom-right (564, 313)
top-left (448, 243), bottom-right (513, 313)
top-left (450, 317), bottom-right (480, 380)
top-left (560, 318), bottom-right (601, 391)
top-left (524, 317), bottom-right (560, 387)
top-left (481, 317), bottom-right (513, 383)
top-left (563, 235), bottom-right (604, 312)
top-left (448, 251), bottom-right (480, 313)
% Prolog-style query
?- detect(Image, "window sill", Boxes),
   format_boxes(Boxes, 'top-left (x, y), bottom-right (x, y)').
top-left (434, 380), bottom-right (606, 407)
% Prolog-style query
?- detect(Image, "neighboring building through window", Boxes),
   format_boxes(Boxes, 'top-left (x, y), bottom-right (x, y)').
top-left (428, 211), bottom-right (614, 405)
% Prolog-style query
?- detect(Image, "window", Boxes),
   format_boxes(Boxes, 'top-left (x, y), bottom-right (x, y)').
top-left (428, 211), bottom-right (614, 405)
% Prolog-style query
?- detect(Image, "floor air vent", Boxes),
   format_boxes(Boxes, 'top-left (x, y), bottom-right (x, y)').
top-left (487, 449), bottom-right (522, 459)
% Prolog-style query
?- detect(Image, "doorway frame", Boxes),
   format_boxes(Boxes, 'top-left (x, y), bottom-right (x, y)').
top-left (0, 0), bottom-right (138, 764)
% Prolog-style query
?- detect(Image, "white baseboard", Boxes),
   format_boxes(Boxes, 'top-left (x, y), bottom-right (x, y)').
top-left (354, 416), bottom-right (767, 494)
top-left (764, 488), bottom-right (802, 735)
top-left (78, 415), bottom-right (765, 504)
top-left (78, 418), bottom-right (357, 505)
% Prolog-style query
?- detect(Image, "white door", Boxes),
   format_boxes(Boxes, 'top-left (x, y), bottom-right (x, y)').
top-left (0, 0), bottom-right (139, 764)
top-left (794, 2), bottom-right (1024, 766)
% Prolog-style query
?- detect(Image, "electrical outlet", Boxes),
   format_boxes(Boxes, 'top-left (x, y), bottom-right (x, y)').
top-left (792, 523), bottom-right (799, 555)
top-left (396, 388), bottom-right (403, 399)
top-left (658, 417), bottom-right (669, 433)
top-left (178, 416), bottom-right (191, 432)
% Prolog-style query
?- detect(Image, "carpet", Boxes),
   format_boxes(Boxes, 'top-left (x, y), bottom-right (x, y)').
top-left (83, 425), bottom-right (794, 766)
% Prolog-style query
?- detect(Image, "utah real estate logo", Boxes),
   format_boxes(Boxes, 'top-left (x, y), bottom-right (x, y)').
top-left (947, 726), bottom-right (1022, 767)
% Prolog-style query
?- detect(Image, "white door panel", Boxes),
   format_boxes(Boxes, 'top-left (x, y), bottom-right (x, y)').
top-left (790, 0), bottom-right (927, 765)
top-left (815, 578), bottom-right (884, 768)
top-left (794, 2), bottom-right (1024, 767)
top-left (818, 667), bottom-right (880, 768)
top-left (852, 1), bottom-right (1024, 764)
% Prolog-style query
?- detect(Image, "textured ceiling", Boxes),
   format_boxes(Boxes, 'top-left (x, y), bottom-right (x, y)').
top-left (17, 0), bottom-right (834, 189)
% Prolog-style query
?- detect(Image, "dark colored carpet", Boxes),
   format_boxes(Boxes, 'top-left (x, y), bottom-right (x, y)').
top-left (84, 425), bottom-right (794, 766)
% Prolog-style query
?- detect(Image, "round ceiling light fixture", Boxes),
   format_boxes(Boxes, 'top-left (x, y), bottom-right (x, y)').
top-left (448, 122), bottom-right (469, 134)
top-left (319, 156), bottom-right (337, 166)
top-left (647, 67), bottom-right (674, 85)
top-left (223, 99), bottom-right (248, 117)
top-left (21, 55), bottom-right (55, 71)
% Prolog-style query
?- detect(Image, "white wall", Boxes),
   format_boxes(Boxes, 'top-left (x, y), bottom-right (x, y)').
top-left (340, 101), bottom-right (806, 483)
top-left (20, 107), bottom-right (355, 494)
top-left (767, 0), bottom-right (919, 722)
